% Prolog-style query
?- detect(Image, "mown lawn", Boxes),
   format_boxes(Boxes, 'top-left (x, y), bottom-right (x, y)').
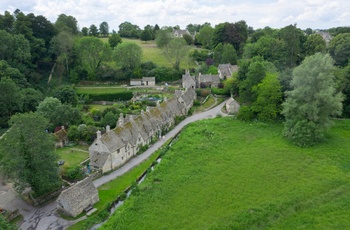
top-left (100, 118), bottom-right (350, 229)
top-left (56, 147), bottom-right (89, 167)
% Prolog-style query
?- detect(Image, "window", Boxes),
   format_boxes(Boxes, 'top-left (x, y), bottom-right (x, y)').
top-left (117, 149), bottom-right (120, 154)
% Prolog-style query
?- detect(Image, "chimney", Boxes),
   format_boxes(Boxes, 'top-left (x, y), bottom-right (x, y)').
top-left (117, 113), bottom-right (124, 127)
top-left (156, 100), bottom-right (160, 106)
top-left (106, 125), bottom-right (110, 133)
top-left (146, 106), bottom-right (151, 113)
top-left (61, 126), bottom-right (65, 131)
top-left (164, 97), bottom-right (167, 101)
top-left (97, 130), bottom-right (101, 139)
top-left (141, 110), bottom-right (144, 115)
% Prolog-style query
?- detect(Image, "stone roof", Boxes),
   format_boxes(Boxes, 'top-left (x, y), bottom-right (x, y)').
top-left (199, 74), bottom-right (221, 84)
top-left (57, 177), bottom-right (99, 217)
top-left (174, 29), bottom-right (190, 37)
top-left (182, 71), bottom-right (196, 88)
top-left (218, 64), bottom-right (239, 78)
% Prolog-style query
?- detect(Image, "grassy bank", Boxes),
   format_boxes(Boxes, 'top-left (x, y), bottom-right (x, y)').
top-left (100, 118), bottom-right (350, 229)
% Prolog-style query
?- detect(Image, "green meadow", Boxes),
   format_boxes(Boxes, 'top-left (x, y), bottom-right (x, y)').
top-left (75, 87), bottom-right (128, 95)
top-left (102, 37), bottom-right (197, 69)
top-left (100, 118), bottom-right (350, 229)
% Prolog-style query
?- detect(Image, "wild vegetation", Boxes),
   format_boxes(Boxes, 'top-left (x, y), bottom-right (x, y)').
top-left (101, 118), bottom-right (350, 229)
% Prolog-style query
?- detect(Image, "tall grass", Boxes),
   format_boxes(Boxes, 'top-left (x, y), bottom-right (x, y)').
top-left (100, 118), bottom-right (350, 229)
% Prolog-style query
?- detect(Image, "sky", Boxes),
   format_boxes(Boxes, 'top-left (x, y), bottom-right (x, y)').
top-left (1, 0), bottom-right (349, 31)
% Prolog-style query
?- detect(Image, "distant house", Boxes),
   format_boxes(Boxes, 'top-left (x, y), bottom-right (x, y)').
top-left (54, 126), bottom-right (68, 148)
top-left (218, 64), bottom-right (239, 80)
top-left (57, 177), bottom-right (99, 217)
top-left (182, 70), bottom-right (196, 89)
top-left (130, 77), bottom-right (155, 86)
top-left (130, 79), bottom-right (142, 86)
top-left (315, 30), bottom-right (332, 45)
top-left (226, 97), bottom-right (240, 114)
top-left (142, 77), bottom-right (155, 86)
top-left (173, 29), bottom-right (191, 38)
top-left (197, 73), bottom-right (221, 88)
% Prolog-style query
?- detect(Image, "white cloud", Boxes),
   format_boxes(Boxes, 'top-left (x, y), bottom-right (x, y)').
top-left (1, 0), bottom-right (349, 31)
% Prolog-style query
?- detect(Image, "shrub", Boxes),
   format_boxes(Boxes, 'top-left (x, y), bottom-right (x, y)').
top-left (237, 106), bottom-right (255, 121)
top-left (193, 100), bottom-right (201, 106)
top-left (62, 166), bottom-right (84, 182)
top-left (211, 87), bottom-right (229, 95)
top-left (200, 89), bottom-right (211, 97)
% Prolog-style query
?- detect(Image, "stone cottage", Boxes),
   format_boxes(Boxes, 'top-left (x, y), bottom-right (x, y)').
top-left (226, 97), bottom-right (240, 114)
top-left (197, 73), bottom-right (221, 88)
top-left (218, 64), bottom-right (239, 79)
top-left (89, 88), bottom-right (196, 173)
top-left (57, 177), bottom-right (99, 217)
top-left (182, 70), bottom-right (196, 89)
top-left (130, 77), bottom-right (156, 86)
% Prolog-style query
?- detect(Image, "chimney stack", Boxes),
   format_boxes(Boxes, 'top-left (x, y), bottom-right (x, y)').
top-left (117, 113), bottom-right (124, 127)
top-left (106, 125), bottom-right (110, 132)
top-left (97, 130), bottom-right (101, 139)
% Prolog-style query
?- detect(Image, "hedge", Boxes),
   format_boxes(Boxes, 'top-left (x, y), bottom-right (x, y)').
top-left (78, 91), bottom-right (133, 101)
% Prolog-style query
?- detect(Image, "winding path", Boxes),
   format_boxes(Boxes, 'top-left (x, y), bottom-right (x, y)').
top-left (1, 98), bottom-right (228, 230)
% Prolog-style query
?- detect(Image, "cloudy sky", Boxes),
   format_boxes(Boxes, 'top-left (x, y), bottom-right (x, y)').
top-left (1, 0), bottom-right (349, 31)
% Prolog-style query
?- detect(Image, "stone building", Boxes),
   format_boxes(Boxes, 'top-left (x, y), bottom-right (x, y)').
top-left (226, 97), bottom-right (240, 114)
top-left (56, 177), bottom-right (99, 217)
top-left (218, 64), bottom-right (239, 79)
top-left (54, 126), bottom-right (68, 148)
top-left (130, 77), bottom-right (156, 86)
top-left (182, 70), bottom-right (196, 89)
top-left (89, 88), bottom-right (196, 173)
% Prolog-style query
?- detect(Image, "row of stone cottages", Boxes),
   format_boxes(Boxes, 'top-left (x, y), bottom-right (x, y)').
top-left (88, 88), bottom-right (197, 173)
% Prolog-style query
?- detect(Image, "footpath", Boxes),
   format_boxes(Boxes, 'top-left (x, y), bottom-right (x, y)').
top-left (0, 99), bottom-right (228, 230)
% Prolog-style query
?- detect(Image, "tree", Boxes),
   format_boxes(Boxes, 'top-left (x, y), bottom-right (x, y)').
top-left (221, 43), bottom-right (238, 64)
top-left (27, 13), bottom-right (57, 50)
top-left (53, 85), bottom-right (78, 106)
top-left (75, 36), bottom-right (112, 79)
top-left (50, 31), bottom-right (74, 77)
top-left (99, 21), bottom-right (109, 37)
top-left (155, 29), bottom-right (173, 48)
top-left (113, 42), bottom-right (142, 70)
top-left (0, 214), bottom-right (16, 230)
top-left (21, 88), bottom-right (43, 112)
top-left (55, 14), bottom-right (79, 35)
top-left (251, 73), bottom-right (282, 122)
top-left (0, 77), bottom-right (23, 128)
top-left (36, 97), bottom-right (82, 129)
top-left (140, 29), bottom-right (153, 42)
top-left (0, 113), bottom-right (61, 196)
top-left (118, 21), bottom-right (141, 38)
top-left (89, 24), bottom-right (99, 37)
top-left (303, 33), bottom-right (326, 56)
top-left (328, 33), bottom-right (350, 67)
top-left (196, 25), bottom-right (214, 48)
top-left (282, 53), bottom-right (343, 147)
top-left (81, 27), bottom-right (88, 36)
top-left (101, 111), bottom-right (117, 128)
top-left (182, 33), bottom-right (194, 45)
top-left (0, 11), bottom-right (15, 32)
top-left (162, 38), bottom-right (189, 70)
top-left (108, 32), bottom-right (122, 48)
top-left (278, 24), bottom-right (306, 68)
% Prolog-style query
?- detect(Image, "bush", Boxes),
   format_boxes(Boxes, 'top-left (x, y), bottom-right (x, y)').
top-left (237, 106), bottom-right (255, 121)
top-left (62, 166), bottom-right (84, 182)
top-left (193, 100), bottom-right (201, 106)
top-left (200, 89), bottom-right (211, 97)
top-left (211, 87), bottom-right (229, 95)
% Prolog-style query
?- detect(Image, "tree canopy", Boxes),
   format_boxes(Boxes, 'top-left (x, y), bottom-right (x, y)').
top-left (0, 112), bottom-right (61, 196)
top-left (282, 53), bottom-right (343, 147)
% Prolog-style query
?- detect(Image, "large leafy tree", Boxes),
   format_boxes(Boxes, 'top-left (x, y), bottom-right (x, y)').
top-left (118, 21), bottom-right (141, 38)
top-left (50, 31), bottom-right (74, 77)
top-left (328, 33), bottom-right (350, 67)
top-left (251, 73), bottom-right (283, 122)
top-left (99, 21), bottom-right (109, 37)
top-left (89, 24), bottom-right (99, 37)
top-left (0, 112), bottom-right (61, 196)
top-left (0, 77), bottom-right (23, 128)
top-left (55, 14), bottom-right (79, 35)
top-left (53, 85), bottom-right (78, 106)
top-left (282, 53), bottom-right (343, 147)
top-left (303, 33), bottom-right (326, 56)
top-left (75, 36), bottom-right (112, 79)
top-left (0, 11), bottom-right (15, 32)
top-left (162, 38), bottom-right (189, 70)
top-left (196, 25), bottom-right (214, 48)
top-left (36, 97), bottom-right (82, 129)
top-left (108, 32), bottom-right (122, 48)
top-left (113, 42), bottom-right (142, 70)
top-left (278, 24), bottom-right (306, 68)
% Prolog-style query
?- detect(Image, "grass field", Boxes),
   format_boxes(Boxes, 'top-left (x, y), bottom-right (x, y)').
top-left (56, 147), bottom-right (89, 167)
top-left (67, 146), bottom-right (161, 230)
top-left (100, 118), bottom-right (350, 229)
top-left (101, 37), bottom-right (196, 69)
